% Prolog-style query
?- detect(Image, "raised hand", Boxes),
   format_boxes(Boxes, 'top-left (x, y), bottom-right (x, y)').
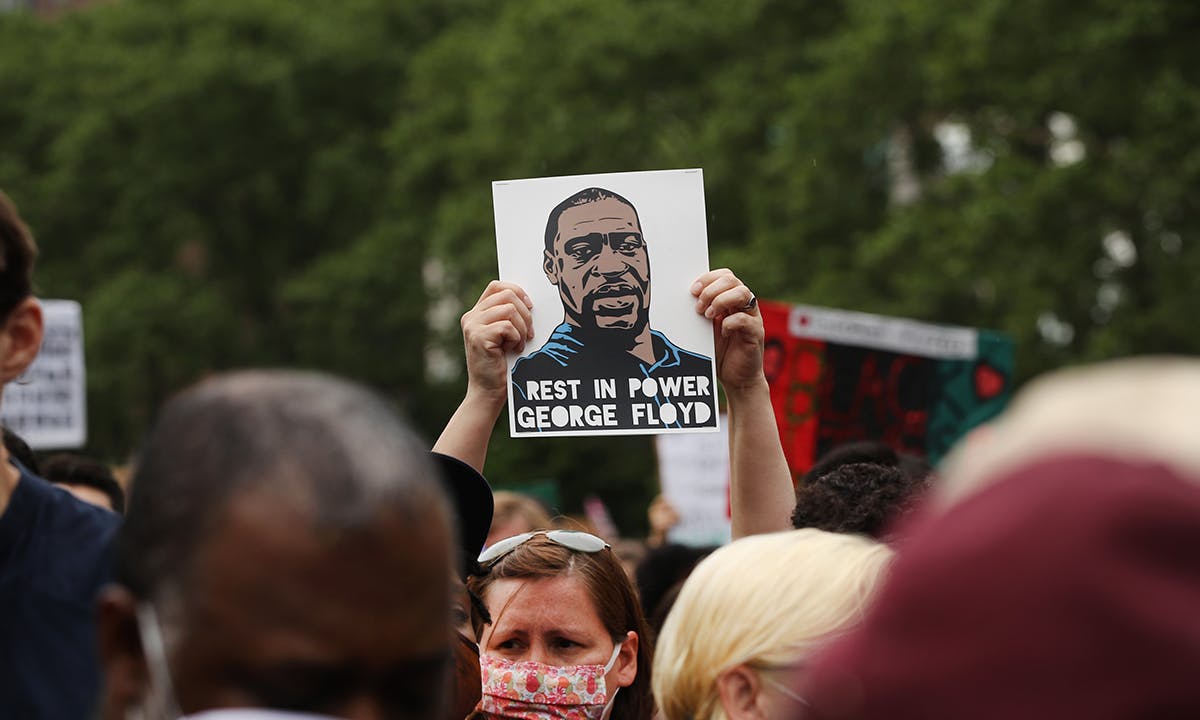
top-left (434, 280), bottom-right (534, 472)
top-left (690, 268), bottom-right (764, 394)
top-left (461, 280), bottom-right (535, 404)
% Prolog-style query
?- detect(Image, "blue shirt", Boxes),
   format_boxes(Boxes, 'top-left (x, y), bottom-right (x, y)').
top-left (0, 460), bottom-right (120, 718)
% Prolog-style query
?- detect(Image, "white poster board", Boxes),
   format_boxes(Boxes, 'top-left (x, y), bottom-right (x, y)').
top-left (655, 415), bottom-right (731, 547)
top-left (494, 169), bottom-right (719, 437)
top-left (0, 299), bottom-right (87, 449)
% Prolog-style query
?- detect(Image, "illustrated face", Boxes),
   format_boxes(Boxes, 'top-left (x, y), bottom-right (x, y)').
top-left (479, 574), bottom-right (634, 691)
top-left (164, 489), bottom-right (454, 719)
top-left (544, 197), bottom-right (651, 332)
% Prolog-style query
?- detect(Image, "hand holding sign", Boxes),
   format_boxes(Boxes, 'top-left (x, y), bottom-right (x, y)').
top-left (692, 268), bottom-right (765, 395)
top-left (433, 281), bottom-right (535, 472)
top-left (462, 281), bottom-right (535, 407)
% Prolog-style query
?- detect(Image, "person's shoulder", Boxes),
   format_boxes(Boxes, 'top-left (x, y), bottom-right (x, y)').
top-left (652, 330), bottom-right (713, 370)
top-left (512, 348), bottom-right (565, 378)
top-left (512, 328), bottom-right (582, 380)
top-left (5, 465), bottom-right (119, 545)
top-left (1, 464), bottom-right (118, 602)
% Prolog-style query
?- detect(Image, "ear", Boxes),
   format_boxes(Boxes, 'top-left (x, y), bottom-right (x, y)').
top-left (0, 297), bottom-right (42, 385)
top-left (543, 249), bottom-right (559, 286)
top-left (609, 630), bottom-right (639, 689)
top-left (97, 585), bottom-right (148, 720)
top-left (716, 665), bottom-right (767, 720)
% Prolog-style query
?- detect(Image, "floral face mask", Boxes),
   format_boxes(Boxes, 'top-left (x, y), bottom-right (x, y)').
top-left (476, 642), bottom-right (623, 720)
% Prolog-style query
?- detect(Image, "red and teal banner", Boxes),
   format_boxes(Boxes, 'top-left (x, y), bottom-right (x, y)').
top-left (759, 300), bottom-right (1013, 475)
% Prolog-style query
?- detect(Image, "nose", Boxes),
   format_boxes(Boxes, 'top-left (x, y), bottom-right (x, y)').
top-left (592, 242), bottom-right (628, 276)
top-left (523, 646), bottom-right (554, 667)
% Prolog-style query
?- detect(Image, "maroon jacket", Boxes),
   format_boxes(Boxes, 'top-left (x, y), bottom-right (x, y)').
top-left (802, 359), bottom-right (1200, 720)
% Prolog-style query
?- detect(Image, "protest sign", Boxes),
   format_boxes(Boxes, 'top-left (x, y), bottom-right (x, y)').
top-left (759, 300), bottom-right (1013, 474)
top-left (0, 300), bottom-right (87, 449)
top-left (494, 169), bottom-right (719, 437)
top-left (655, 416), bottom-right (731, 547)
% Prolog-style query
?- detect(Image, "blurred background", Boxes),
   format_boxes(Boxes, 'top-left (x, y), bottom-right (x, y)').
top-left (1, 0), bottom-right (1196, 534)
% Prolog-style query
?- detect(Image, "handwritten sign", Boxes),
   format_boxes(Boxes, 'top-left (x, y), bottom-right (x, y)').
top-left (0, 300), bottom-right (87, 449)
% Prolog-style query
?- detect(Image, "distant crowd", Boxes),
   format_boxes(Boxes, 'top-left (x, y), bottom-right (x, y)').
top-left (2, 187), bottom-right (1198, 720)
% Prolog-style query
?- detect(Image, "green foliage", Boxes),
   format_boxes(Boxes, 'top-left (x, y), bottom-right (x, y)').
top-left (2, 0), bottom-right (446, 453)
top-left (1, 0), bottom-right (1196, 532)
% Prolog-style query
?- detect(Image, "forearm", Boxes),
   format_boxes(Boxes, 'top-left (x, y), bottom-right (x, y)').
top-left (433, 388), bottom-right (507, 474)
top-left (726, 378), bottom-right (795, 539)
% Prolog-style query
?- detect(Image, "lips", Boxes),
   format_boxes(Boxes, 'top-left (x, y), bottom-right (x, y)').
top-left (593, 295), bottom-right (636, 315)
top-left (588, 284), bottom-right (641, 316)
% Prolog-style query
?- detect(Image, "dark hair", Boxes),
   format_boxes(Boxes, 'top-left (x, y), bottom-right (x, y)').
top-left (2, 426), bottom-right (39, 475)
top-left (115, 370), bottom-right (452, 607)
top-left (792, 462), bottom-right (931, 538)
top-left (0, 189), bottom-right (37, 323)
top-left (634, 543), bottom-right (715, 635)
top-left (41, 453), bottom-right (126, 514)
top-left (543, 187), bottom-right (641, 254)
top-left (469, 535), bottom-right (655, 720)
top-left (803, 440), bottom-right (899, 485)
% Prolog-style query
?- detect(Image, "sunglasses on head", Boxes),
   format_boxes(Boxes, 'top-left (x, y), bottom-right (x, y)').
top-left (477, 530), bottom-right (610, 566)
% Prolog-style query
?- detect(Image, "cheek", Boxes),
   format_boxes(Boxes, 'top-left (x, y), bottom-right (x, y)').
top-left (630, 258), bottom-right (649, 283)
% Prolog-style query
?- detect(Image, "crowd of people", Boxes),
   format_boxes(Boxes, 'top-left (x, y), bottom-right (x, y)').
top-left (2, 184), bottom-right (1199, 720)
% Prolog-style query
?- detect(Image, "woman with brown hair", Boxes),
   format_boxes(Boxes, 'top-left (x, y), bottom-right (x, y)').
top-left (467, 530), bottom-right (654, 720)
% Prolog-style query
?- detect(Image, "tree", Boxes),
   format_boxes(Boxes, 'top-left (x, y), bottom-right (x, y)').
top-left (1, 0), bottom-right (462, 454)
top-left (2, 0), bottom-right (1195, 533)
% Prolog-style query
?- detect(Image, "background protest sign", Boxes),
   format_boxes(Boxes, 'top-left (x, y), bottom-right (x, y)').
top-left (494, 169), bottom-right (719, 437)
top-left (759, 300), bottom-right (1013, 476)
top-left (655, 415), bottom-right (731, 547)
top-left (0, 300), bottom-right (87, 449)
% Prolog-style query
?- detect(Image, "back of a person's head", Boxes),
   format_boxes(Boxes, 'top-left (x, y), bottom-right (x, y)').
top-left (116, 370), bottom-right (450, 608)
top-left (803, 441), bottom-right (898, 484)
top-left (653, 529), bottom-right (892, 720)
top-left (803, 357), bottom-right (1200, 719)
top-left (792, 462), bottom-right (917, 537)
top-left (42, 453), bottom-right (126, 514)
top-left (0, 189), bottom-right (36, 324)
top-left (634, 543), bottom-right (715, 630)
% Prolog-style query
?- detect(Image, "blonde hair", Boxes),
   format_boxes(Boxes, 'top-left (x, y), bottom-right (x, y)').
top-left (652, 529), bottom-right (893, 720)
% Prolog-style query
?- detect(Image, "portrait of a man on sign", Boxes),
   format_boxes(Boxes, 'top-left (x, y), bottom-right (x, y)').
top-left (494, 170), bottom-right (719, 437)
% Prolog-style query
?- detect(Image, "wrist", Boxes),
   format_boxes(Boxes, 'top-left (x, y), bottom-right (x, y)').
top-left (464, 383), bottom-right (508, 413)
top-left (722, 375), bottom-right (771, 402)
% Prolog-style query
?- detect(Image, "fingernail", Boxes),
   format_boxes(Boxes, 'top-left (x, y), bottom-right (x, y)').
top-left (690, 281), bottom-right (702, 295)
top-left (522, 294), bottom-right (533, 307)
top-left (704, 307), bottom-right (715, 319)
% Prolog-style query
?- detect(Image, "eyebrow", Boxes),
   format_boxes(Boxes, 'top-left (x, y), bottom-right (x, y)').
top-left (488, 625), bottom-right (594, 643)
top-left (566, 216), bottom-right (635, 229)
